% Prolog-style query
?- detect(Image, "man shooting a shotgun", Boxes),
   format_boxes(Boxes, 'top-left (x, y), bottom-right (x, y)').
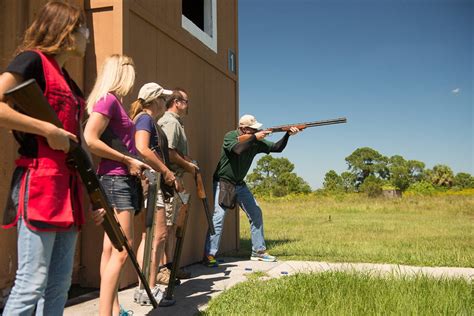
top-left (203, 114), bottom-right (300, 266)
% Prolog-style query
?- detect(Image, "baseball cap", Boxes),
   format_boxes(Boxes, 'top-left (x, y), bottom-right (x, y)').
top-left (138, 82), bottom-right (173, 103)
top-left (239, 114), bottom-right (262, 129)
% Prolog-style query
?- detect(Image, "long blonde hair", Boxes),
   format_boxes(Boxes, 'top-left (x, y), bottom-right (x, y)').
top-left (86, 54), bottom-right (135, 113)
top-left (18, 1), bottom-right (84, 55)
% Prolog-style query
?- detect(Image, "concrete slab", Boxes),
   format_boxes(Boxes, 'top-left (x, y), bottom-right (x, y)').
top-left (64, 258), bottom-right (474, 316)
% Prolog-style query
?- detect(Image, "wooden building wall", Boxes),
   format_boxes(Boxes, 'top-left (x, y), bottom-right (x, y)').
top-left (0, 0), bottom-right (239, 291)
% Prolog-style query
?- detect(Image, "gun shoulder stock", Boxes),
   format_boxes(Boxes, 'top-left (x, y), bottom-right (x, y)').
top-left (237, 134), bottom-right (254, 143)
top-left (4, 79), bottom-right (63, 128)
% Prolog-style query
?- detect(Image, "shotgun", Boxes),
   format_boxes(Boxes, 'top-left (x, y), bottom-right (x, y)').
top-left (163, 191), bottom-right (190, 304)
top-left (135, 169), bottom-right (159, 306)
top-left (4, 79), bottom-right (159, 309)
top-left (193, 161), bottom-right (216, 235)
top-left (238, 117), bottom-right (347, 142)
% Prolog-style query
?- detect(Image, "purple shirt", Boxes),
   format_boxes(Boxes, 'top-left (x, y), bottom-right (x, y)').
top-left (92, 93), bottom-right (137, 175)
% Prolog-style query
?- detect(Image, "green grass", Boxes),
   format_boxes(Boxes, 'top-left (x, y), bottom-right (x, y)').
top-left (226, 194), bottom-right (474, 267)
top-left (202, 272), bottom-right (473, 316)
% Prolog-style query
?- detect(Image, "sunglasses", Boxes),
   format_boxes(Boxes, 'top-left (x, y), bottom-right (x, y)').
top-left (76, 25), bottom-right (90, 40)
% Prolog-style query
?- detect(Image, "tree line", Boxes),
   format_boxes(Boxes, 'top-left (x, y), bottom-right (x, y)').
top-left (323, 147), bottom-right (474, 196)
top-left (246, 147), bottom-right (474, 197)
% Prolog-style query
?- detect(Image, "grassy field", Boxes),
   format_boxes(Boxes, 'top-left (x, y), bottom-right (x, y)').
top-left (203, 271), bottom-right (473, 315)
top-left (204, 193), bottom-right (473, 315)
top-left (226, 193), bottom-right (474, 267)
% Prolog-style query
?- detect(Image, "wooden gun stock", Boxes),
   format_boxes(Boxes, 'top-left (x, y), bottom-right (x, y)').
top-left (4, 79), bottom-right (159, 309)
top-left (140, 170), bottom-right (158, 291)
top-left (193, 163), bottom-right (216, 235)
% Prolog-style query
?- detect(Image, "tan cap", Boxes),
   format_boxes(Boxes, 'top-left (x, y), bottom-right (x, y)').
top-left (138, 82), bottom-right (173, 103)
top-left (239, 114), bottom-right (262, 129)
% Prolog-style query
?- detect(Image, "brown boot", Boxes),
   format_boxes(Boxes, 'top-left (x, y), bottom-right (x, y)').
top-left (156, 267), bottom-right (170, 285)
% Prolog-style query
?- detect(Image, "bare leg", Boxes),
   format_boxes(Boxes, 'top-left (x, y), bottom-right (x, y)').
top-left (149, 208), bottom-right (167, 286)
top-left (136, 232), bottom-right (146, 286)
top-left (98, 209), bottom-right (134, 316)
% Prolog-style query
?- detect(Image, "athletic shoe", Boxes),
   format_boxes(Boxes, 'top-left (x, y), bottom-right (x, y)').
top-left (119, 305), bottom-right (134, 316)
top-left (250, 252), bottom-right (277, 262)
top-left (133, 287), bottom-right (143, 303)
top-left (203, 255), bottom-right (218, 267)
top-left (134, 285), bottom-right (164, 306)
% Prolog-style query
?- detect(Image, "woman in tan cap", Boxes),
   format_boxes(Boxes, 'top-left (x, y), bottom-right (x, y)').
top-left (129, 82), bottom-right (177, 305)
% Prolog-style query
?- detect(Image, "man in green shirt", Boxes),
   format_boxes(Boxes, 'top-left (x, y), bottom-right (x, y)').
top-left (204, 114), bottom-right (299, 266)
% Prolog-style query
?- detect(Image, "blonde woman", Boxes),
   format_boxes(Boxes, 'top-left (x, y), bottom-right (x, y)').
top-left (84, 54), bottom-right (148, 316)
top-left (0, 2), bottom-right (97, 314)
top-left (130, 83), bottom-right (177, 304)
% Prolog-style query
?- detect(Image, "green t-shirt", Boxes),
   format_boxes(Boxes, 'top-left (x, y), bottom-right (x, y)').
top-left (213, 130), bottom-right (274, 184)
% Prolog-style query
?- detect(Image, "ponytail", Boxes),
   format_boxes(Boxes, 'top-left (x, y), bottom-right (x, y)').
top-left (129, 99), bottom-right (144, 120)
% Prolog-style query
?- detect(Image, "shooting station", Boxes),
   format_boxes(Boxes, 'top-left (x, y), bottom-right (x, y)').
top-left (0, 0), bottom-right (239, 295)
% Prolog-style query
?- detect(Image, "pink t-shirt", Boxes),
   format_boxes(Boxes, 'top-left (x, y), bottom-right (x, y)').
top-left (92, 93), bottom-right (137, 175)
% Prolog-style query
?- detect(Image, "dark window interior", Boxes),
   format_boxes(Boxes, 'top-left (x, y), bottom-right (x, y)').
top-left (183, 0), bottom-right (204, 31)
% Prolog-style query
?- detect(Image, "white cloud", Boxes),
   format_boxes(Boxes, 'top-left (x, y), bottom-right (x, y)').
top-left (452, 88), bottom-right (460, 94)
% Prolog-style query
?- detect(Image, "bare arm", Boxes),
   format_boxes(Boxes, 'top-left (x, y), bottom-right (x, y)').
top-left (83, 111), bottom-right (149, 176)
top-left (135, 129), bottom-right (175, 185)
top-left (0, 72), bottom-right (77, 152)
top-left (169, 149), bottom-right (197, 174)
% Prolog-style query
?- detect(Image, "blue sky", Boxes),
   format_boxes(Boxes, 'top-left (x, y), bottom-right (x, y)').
top-left (238, 0), bottom-right (473, 189)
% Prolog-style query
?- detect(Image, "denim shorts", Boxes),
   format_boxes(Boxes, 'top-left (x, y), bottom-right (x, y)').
top-left (99, 175), bottom-right (141, 213)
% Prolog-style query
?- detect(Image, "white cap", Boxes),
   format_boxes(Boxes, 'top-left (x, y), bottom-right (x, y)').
top-left (138, 82), bottom-right (173, 103)
top-left (239, 114), bottom-right (262, 129)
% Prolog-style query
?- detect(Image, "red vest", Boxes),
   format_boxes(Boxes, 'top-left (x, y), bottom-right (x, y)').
top-left (3, 50), bottom-right (85, 231)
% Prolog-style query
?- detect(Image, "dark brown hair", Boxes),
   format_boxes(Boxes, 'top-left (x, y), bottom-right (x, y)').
top-left (17, 1), bottom-right (85, 55)
top-left (165, 88), bottom-right (188, 109)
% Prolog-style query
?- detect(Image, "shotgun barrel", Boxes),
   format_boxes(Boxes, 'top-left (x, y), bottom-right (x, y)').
top-left (268, 117), bottom-right (347, 132)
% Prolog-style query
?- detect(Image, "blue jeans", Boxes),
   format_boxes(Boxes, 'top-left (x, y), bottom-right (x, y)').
top-left (99, 175), bottom-right (141, 213)
top-left (3, 219), bottom-right (77, 316)
top-left (205, 181), bottom-right (266, 256)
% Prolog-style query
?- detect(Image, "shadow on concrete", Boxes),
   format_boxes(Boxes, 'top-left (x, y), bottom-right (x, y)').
top-left (146, 262), bottom-right (240, 316)
top-left (222, 238), bottom-right (295, 258)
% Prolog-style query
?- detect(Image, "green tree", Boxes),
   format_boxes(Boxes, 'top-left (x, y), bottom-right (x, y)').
top-left (345, 147), bottom-right (389, 187)
top-left (386, 156), bottom-right (425, 191)
top-left (407, 180), bottom-right (437, 195)
top-left (340, 171), bottom-right (357, 192)
top-left (430, 164), bottom-right (454, 187)
top-left (387, 155), bottom-right (411, 191)
top-left (406, 160), bottom-right (425, 182)
top-left (359, 175), bottom-right (384, 197)
top-left (453, 172), bottom-right (474, 189)
top-left (247, 155), bottom-right (311, 197)
top-left (323, 170), bottom-right (343, 192)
